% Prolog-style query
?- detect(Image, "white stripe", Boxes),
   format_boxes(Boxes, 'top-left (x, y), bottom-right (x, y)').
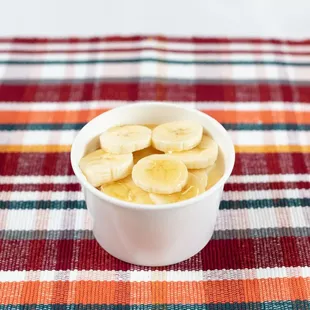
top-left (223, 188), bottom-right (309, 200)
top-left (0, 175), bottom-right (79, 184)
top-left (1, 41), bottom-right (310, 52)
top-left (229, 174), bottom-right (310, 183)
top-left (1, 130), bottom-right (309, 146)
top-left (197, 102), bottom-right (309, 112)
top-left (0, 63), bottom-right (310, 81)
top-left (1, 51), bottom-right (310, 62)
top-left (0, 101), bottom-right (309, 112)
top-left (0, 266), bottom-right (309, 282)
top-left (0, 191), bottom-right (85, 201)
top-left (229, 131), bottom-right (310, 146)
top-left (0, 101), bottom-right (195, 111)
top-left (216, 207), bottom-right (309, 230)
top-left (1, 207), bottom-right (308, 231)
top-left (0, 188), bottom-right (308, 202)
top-left (0, 174), bottom-right (309, 185)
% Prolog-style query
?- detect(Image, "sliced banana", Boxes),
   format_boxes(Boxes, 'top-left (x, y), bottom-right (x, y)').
top-left (133, 146), bottom-right (163, 164)
top-left (152, 120), bottom-right (203, 152)
top-left (100, 125), bottom-right (152, 154)
top-left (167, 135), bottom-right (219, 169)
top-left (100, 176), bottom-right (153, 204)
top-left (79, 149), bottom-right (133, 187)
top-left (189, 168), bottom-right (208, 189)
top-left (205, 152), bottom-right (225, 189)
top-left (150, 172), bottom-right (205, 204)
top-left (132, 154), bottom-right (188, 194)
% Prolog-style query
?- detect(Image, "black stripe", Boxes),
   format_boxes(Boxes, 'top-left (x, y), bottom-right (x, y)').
top-left (1, 227), bottom-right (309, 240)
top-left (2, 58), bottom-right (310, 66)
top-left (1, 198), bottom-right (309, 210)
top-left (0, 301), bottom-right (309, 310)
top-left (1, 77), bottom-right (310, 85)
top-left (0, 123), bottom-right (309, 131)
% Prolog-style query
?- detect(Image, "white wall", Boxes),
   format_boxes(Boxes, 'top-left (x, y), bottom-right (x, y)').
top-left (1, 0), bottom-right (310, 38)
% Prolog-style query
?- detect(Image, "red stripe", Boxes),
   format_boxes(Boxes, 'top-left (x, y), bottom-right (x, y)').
top-left (1, 36), bottom-right (310, 45)
top-left (0, 36), bottom-right (143, 44)
top-left (233, 153), bottom-right (310, 175)
top-left (0, 237), bottom-right (308, 271)
top-left (1, 153), bottom-right (309, 176)
top-left (0, 153), bottom-right (74, 176)
top-left (0, 183), bottom-right (81, 192)
top-left (224, 181), bottom-right (310, 191)
top-left (1, 83), bottom-right (310, 103)
top-left (0, 182), bottom-right (308, 192)
top-left (1, 48), bottom-right (310, 56)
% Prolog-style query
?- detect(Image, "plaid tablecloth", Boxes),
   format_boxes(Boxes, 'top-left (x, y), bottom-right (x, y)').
top-left (0, 36), bottom-right (309, 309)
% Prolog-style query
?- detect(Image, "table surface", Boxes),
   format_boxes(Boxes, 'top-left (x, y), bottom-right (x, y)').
top-left (0, 35), bottom-right (309, 309)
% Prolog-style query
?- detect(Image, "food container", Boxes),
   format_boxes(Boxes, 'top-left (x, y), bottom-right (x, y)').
top-left (71, 102), bottom-right (235, 266)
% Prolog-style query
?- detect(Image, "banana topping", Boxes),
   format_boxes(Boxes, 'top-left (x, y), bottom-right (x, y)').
top-left (149, 173), bottom-right (205, 204)
top-left (100, 125), bottom-right (152, 154)
top-left (152, 120), bottom-right (203, 152)
top-left (189, 168), bottom-right (209, 189)
top-left (79, 149), bottom-right (133, 187)
top-left (132, 154), bottom-right (188, 194)
top-left (133, 146), bottom-right (163, 164)
top-left (100, 176), bottom-right (153, 204)
top-left (79, 120), bottom-right (223, 205)
top-left (167, 135), bottom-right (219, 169)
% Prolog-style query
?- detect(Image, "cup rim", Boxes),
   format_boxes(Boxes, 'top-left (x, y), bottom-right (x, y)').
top-left (70, 102), bottom-right (235, 211)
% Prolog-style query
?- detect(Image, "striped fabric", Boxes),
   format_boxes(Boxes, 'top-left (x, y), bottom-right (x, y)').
top-left (0, 36), bottom-right (309, 310)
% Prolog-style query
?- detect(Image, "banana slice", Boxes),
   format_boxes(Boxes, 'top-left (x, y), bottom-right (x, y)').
top-left (100, 176), bottom-right (153, 204)
top-left (133, 146), bottom-right (163, 164)
top-left (132, 154), bottom-right (188, 194)
top-left (149, 172), bottom-right (205, 204)
top-left (189, 168), bottom-right (208, 189)
top-left (167, 135), bottom-right (219, 169)
top-left (100, 125), bottom-right (152, 154)
top-left (79, 149), bottom-right (133, 187)
top-left (205, 152), bottom-right (225, 189)
top-left (152, 120), bottom-right (203, 152)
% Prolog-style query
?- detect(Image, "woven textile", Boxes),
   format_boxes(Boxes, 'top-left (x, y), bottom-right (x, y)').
top-left (0, 36), bottom-right (309, 309)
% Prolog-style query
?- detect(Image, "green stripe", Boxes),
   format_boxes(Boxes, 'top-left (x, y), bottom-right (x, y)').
top-left (0, 230), bottom-right (94, 240)
top-left (2, 77), bottom-right (310, 85)
top-left (220, 198), bottom-right (310, 210)
top-left (0, 123), bottom-right (309, 131)
top-left (2, 58), bottom-right (310, 66)
top-left (1, 198), bottom-right (309, 210)
top-left (1, 301), bottom-right (309, 310)
top-left (0, 123), bottom-right (86, 130)
top-left (1, 227), bottom-right (310, 240)
top-left (213, 227), bottom-right (310, 240)
top-left (0, 201), bottom-right (86, 210)
top-left (224, 123), bottom-right (310, 131)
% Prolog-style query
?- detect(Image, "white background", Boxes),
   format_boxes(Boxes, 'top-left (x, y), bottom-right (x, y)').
top-left (0, 0), bottom-right (310, 38)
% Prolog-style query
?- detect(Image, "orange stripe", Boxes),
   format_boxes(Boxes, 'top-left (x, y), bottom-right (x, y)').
top-left (0, 279), bottom-right (309, 304)
top-left (0, 145), bottom-right (309, 153)
top-left (0, 109), bottom-right (308, 125)
top-left (0, 145), bottom-right (71, 152)
top-left (234, 145), bottom-right (310, 153)
top-left (204, 110), bottom-right (310, 125)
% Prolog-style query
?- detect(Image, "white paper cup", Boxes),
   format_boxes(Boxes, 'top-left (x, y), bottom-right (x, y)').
top-left (71, 102), bottom-right (235, 266)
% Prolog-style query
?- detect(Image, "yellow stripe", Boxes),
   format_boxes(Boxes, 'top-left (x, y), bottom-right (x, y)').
top-left (0, 145), bottom-right (309, 153)
top-left (234, 145), bottom-right (310, 153)
top-left (0, 145), bottom-right (71, 152)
